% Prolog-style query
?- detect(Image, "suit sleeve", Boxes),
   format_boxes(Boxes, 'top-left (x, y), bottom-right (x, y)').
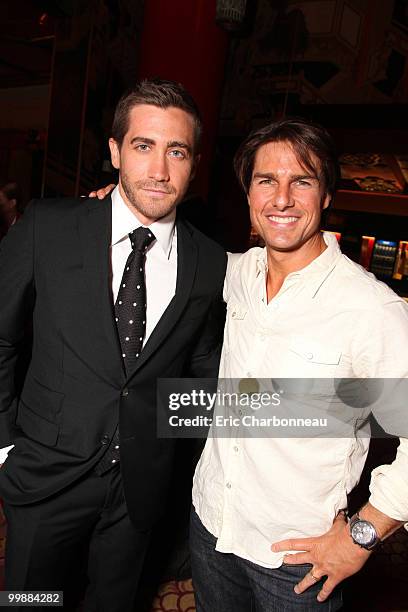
top-left (186, 294), bottom-right (226, 379)
top-left (0, 201), bottom-right (36, 446)
top-left (178, 237), bottom-right (227, 379)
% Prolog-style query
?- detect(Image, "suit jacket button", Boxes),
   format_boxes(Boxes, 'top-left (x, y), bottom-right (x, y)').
top-left (101, 435), bottom-right (109, 445)
top-left (122, 388), bottom-right (129, 397)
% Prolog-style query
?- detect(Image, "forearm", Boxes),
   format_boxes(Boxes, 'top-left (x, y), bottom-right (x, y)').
top-left (358, 501), bottom-right (404, 540)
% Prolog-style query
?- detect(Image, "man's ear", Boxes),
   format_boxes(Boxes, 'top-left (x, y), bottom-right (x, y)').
top-left (322, 193), bottom-right (331, 210)
top-left (109, 138), bottom-right (120, 170)
top-left (189, 154), bottom-right (201, 182)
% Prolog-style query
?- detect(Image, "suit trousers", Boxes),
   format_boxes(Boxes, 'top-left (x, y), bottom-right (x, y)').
top-left (3, 465), bottom-right (151, 612)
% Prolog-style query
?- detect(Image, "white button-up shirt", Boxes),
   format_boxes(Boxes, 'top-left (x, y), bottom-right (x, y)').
top-left (192, 232), bottom-right (408, 568)
top-left (111, 186), bottom-right (177, 344)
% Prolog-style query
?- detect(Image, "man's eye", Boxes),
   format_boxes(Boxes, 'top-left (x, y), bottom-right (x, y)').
top-left (259, 178), bottom-right (273, 185)
top-left (169, 150), bottom-right (186, 159)
top-left (295, 179), bottom-right (312, 187)
top-left (135, 144), bottom-right (150, 151)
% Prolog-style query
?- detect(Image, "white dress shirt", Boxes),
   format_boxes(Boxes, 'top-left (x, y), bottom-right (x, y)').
top-left (192, 232), bottom-right (408, 568)
top-left (110, 186), bottom-right (177, 344)
top-left (0, 188), bottom-right (177, 464)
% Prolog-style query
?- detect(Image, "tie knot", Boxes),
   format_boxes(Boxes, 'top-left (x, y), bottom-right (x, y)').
top-left (129, 227), bottom-right (155, 252)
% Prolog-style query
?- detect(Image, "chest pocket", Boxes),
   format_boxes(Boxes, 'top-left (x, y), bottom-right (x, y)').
top-left (224, 302), bottom-right (248, 352)
top-left (289, 340), bottom-right (342, 376)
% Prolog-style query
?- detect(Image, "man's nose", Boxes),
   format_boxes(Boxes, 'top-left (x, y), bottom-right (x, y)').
top-left (148, 152), bottom-right (170, 182)
top-left (273, 183), bottom-right (293, 210)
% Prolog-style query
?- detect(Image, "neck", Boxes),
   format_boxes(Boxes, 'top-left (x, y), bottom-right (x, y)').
top-left (266, 233), bottom-right (326, 301)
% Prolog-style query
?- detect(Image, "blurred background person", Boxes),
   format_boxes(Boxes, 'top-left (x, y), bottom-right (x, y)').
top-left (0, 182), bottom-right (23, 241)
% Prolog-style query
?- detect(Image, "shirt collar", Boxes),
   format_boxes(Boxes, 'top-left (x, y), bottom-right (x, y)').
top-left (111, 185), bottom-right (176, 258)
top-left (256, 231), bottom-right (343, 295)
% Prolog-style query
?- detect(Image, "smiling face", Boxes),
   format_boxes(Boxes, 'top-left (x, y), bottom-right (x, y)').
top-left (248, 140), bottom-right (330, 263)
top-left (109, 104), bottom-right (197, 224)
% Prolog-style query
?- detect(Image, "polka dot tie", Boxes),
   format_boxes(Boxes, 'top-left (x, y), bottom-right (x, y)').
top-left (115, 227), bottom-right (155, 373)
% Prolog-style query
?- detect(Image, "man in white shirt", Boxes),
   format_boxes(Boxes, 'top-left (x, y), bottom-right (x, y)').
top-left (191, 118), bottom-right (408, 611)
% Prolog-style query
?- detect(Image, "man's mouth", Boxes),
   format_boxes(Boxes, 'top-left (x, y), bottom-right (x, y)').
top-left (136, 180), bottom-right (174, 195)
top-left (142, 188), bottom-right (171, 196)
top-left (266, 215), bottom-right (299, 224)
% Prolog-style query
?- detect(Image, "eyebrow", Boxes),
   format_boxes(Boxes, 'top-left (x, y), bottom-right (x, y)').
top-left (129, 136), bottom-right (192, 155)
top-left (168, 140), bottom-right (192, 155)
top-left (130, 136), bottom-right (154, 146)
top-left (252, 172), bottom-right (318, 182)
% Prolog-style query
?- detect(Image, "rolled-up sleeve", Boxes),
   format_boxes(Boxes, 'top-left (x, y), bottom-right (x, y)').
top-left (352, 298), bottom-right (408, 521)
top-left (369, 438), bottom-right (408, 521)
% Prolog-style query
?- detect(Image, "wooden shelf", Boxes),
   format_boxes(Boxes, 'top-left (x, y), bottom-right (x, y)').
top-left (333, 189), bottom-right (408, 217)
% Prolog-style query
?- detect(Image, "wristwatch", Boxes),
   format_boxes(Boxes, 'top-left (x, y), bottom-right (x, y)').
top-left (349, 512), bottom-right (381, 550)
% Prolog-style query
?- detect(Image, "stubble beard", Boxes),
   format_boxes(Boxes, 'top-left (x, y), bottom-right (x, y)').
top-left (120, 172), bottom-right (182, 222)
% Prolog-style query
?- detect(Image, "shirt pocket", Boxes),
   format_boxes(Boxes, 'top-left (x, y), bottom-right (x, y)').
top-left (224, 301), bottom-right (248, 352)
top-left (288, 339), bottom-right (342, 377)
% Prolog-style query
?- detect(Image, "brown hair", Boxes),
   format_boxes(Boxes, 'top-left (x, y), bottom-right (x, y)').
top-left (234, 118), bottom-right (339, 198)
top-left (111, 78), bottom-right (202, 151)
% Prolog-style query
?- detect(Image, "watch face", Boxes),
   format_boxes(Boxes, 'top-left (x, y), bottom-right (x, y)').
top-left (351, 520), bottom-right (377, 546)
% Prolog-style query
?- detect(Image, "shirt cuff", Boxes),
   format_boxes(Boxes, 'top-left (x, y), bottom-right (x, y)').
top-left (0, 445), bottom-right (13, 464)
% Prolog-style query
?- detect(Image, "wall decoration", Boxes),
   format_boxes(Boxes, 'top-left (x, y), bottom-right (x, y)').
top-left (339, 2), bottom-right (361, 49)
top-left (340, 153), bottom-right (405, 193)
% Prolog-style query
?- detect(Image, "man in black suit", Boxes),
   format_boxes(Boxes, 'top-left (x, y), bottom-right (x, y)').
top-left (0, 79), bottom-right (226, 611)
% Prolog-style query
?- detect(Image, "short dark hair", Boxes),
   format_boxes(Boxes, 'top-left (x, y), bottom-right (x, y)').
top-left (234, 118), bottom-right (339, 198)
top-left (111, 78), bottom-right (202, 151)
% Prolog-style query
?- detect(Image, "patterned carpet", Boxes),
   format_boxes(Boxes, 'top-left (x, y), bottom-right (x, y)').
top-left (151, 580), bottom-right (195, 612)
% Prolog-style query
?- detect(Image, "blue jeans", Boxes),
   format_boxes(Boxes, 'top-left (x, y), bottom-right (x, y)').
top-left (190, 508), bottom-right (343, 612)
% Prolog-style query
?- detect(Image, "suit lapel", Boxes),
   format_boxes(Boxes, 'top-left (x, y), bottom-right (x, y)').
top-left (125, 217), bottom-right (198, 379)
top-left (78, 196), bottom-right (125, 384)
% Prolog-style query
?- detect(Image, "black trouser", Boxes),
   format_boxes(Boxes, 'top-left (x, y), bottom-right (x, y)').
top-left (3, 465), bottom-right (150, 612)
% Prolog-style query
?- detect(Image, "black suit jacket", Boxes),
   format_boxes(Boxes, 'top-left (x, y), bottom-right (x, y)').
top-left (0, 196), bottom-right (226, 528)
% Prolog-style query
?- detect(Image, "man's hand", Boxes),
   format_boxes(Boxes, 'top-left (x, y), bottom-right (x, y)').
top-left (271, 512), bottom-right (371, 602)
top-left (88, 184), bottom-right (116, 199)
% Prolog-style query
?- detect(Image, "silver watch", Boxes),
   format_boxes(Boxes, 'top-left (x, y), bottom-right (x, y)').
top-left (349, 512), bottom-right (381, 550)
